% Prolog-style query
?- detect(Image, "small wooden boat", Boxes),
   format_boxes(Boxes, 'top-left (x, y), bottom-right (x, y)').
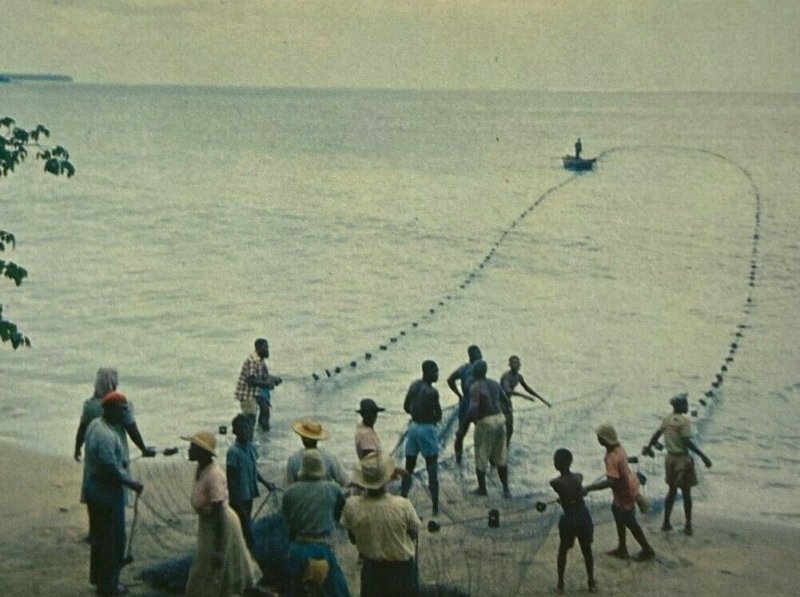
top-left (562, 155), bottom-right (596, 171)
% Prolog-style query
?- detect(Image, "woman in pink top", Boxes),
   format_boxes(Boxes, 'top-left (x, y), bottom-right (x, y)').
top-left (182, 431), bottom-right (262, 596)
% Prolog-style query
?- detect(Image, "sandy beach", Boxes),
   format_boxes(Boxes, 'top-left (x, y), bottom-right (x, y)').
top-left (2, 441), bottom-right (798, 596)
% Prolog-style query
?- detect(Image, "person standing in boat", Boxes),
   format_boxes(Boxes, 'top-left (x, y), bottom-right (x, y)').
top-left (574, 138), bottom-right (583, 158)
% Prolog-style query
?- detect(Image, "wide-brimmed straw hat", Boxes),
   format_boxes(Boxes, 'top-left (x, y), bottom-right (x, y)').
top-left (292, 419), bottom-right (330, 441)
top-left (352, 452), bottom-right (395, 490)
top-left (355, 398), bottom-right (385, 415)
top-left (181, 430), bottom-right (217, 455)
top-left (595, 423), bottom-right (620, 447)
top-left (299, 449), bottom-right (326, 480)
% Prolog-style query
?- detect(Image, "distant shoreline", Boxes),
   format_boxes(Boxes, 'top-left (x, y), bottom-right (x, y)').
top-left (0, 73), bottom-right (73, 83)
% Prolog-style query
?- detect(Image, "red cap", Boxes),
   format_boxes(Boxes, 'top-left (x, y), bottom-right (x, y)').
top-left (101, 390), bottom-right (128, 406)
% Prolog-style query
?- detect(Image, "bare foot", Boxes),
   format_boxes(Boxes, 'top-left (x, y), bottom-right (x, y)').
top-left (555, 582), bottom-right (564, 594)
top-left (588, 580), bottom-right (597, 593)
top-left (472, 487), bottom-right (488, 496)
top-left (661, 522), bottom-right (673, 531)
top-left (606, 547), bottom-right (629, 559)
top-left (683, 525), bottom-right (693, 536)
top-left (632, 549), bottom-right (655, 562)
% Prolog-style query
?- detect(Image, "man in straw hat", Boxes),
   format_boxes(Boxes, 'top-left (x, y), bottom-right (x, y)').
top-left (584, 423), bottom-right (655, 562)
top-left (286, 419), bottom-right (348, 487)
top-left (643, 392), bottom-right (712, 536)
top-left (281, 449), bottom-right (350, 596)
top-left (343, 452), bottom-right (422, 597)
top-left (354, 398), bottom-right (385, 459)
top-left (82, 391), bottom-right (144, 596)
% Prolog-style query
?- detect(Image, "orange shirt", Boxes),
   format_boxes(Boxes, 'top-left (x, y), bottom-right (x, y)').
top-left (603, 445), bottom-right (639, 510)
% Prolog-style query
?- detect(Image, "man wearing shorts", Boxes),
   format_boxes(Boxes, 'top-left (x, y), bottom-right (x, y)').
top-left (401, 360), bottom-right (442, 516)
top-left (585, 423), bottom-right (655, 562)
top-left (466, 360), bottom-right (512, 498)
top-left (643, 392), bottom-right (712, 535)
top-left (446, 345), bottom-right (482, 465)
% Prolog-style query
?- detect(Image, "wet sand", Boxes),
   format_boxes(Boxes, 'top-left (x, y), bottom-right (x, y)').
top-left (2, 442), bottom-right (799, 596)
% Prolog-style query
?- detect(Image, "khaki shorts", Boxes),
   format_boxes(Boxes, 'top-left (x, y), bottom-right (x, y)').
top-left (665, 453), bottom-right (698, 488)
top-left (474, 414), bottom-right (507, 471)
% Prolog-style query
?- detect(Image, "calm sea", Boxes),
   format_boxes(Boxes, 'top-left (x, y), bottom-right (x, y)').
top-left (2, 84), bottom-right (798, 526)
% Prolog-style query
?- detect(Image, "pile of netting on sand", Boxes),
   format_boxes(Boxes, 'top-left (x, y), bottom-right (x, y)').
top-left (128, 387), bottom-right (657, 595)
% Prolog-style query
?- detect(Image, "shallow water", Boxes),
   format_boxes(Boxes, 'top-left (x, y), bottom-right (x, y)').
top-left (1, 85), bottom-right (798, 526)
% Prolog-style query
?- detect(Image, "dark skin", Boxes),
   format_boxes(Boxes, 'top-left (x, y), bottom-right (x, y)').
top-left (550, 456), bottom-right (594, 594)
top-left (403, 363), bottom-right (440, 514)
top-left (584, 435), bottom-right (654, 560)
top-left (74, 397), bottom-right (156, 461)
top-left (643, 400), bottom-right (712, 535)
top-left (226, 421), bottom-right (275, 493)
top-left (101, 402), bottom-right (144, 495)
top-left (188, 442), bottom-right (224, 570)
top-left (446, 348), bottom-right (481, 400)
top-left (503, 356), bottom-right (551, 407)
top-left (248, 340), bottom-right (282, 390)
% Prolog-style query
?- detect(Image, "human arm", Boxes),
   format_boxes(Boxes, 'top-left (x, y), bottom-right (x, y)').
top-left (642, 428), bottom-right (664, 457)
top-left (210, 500), bottom-right (226, 569)
top-left (685, 439), bottom-right (712, 468)
top-left (446, 368), bottom-right (462, 400)
top-left (74, 420), bottom-right (88, 461)
top-left (124, 421), bottom-right (156, 457)
top-left (226, 464), bottom-right (239, 500)
top-left (403, 383), bottom-right (414, 415)
top-left (333, 489), bottom-right (346, 523)
top-left (257, 471), bottom-right (276, 491)
top-left (517, 375), bottom-right (551, 407)
top-left (582, 476), bottom-right (613, 495)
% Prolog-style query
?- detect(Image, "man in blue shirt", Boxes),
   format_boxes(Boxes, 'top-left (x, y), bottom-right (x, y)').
top-left (83, 391), bottom-right (144, 596)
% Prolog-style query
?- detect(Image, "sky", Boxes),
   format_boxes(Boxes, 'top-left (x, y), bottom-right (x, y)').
top-left (2, 0), bottom-right (798, 92)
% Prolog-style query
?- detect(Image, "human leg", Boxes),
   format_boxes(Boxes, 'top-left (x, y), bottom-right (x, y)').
top-left (231, 499), bottom-right (255, 550)
top-left (607, 505), bottom-right (629, 558)
top-left (256, 395), bottom-right (270, 431)
top-left (626, 515), bottom-right (655, 561)
top-left (401, 455), bottom-right (417, 497)
top-left (473, 469), bottom-right (488, 495)
top-left (578, 536), bottom-right (595, 591)
top-left (424, 455), bottom-right (439, 515)
top-left (497, 466), bottom-right (511, 498)
top-left (454, 420), bottom-right (469, 465)
top-left (682, 487), bottom-right (693, 535)
top-left (662, 485), bottom-right (677, 530)
top-left (556, 543), bottom-right (568, 593)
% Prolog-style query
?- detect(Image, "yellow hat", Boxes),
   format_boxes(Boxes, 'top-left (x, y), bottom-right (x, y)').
top-left (181, 430), bottom-right (217, 455)
top-left (299, 449), bottom-right (326, 480)
top-left (595, 423), bottom-right (620, 447)
top-left (292, 419), bottom-right (330, 441)
top-left (352, 452), bottom-right (395, 490)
